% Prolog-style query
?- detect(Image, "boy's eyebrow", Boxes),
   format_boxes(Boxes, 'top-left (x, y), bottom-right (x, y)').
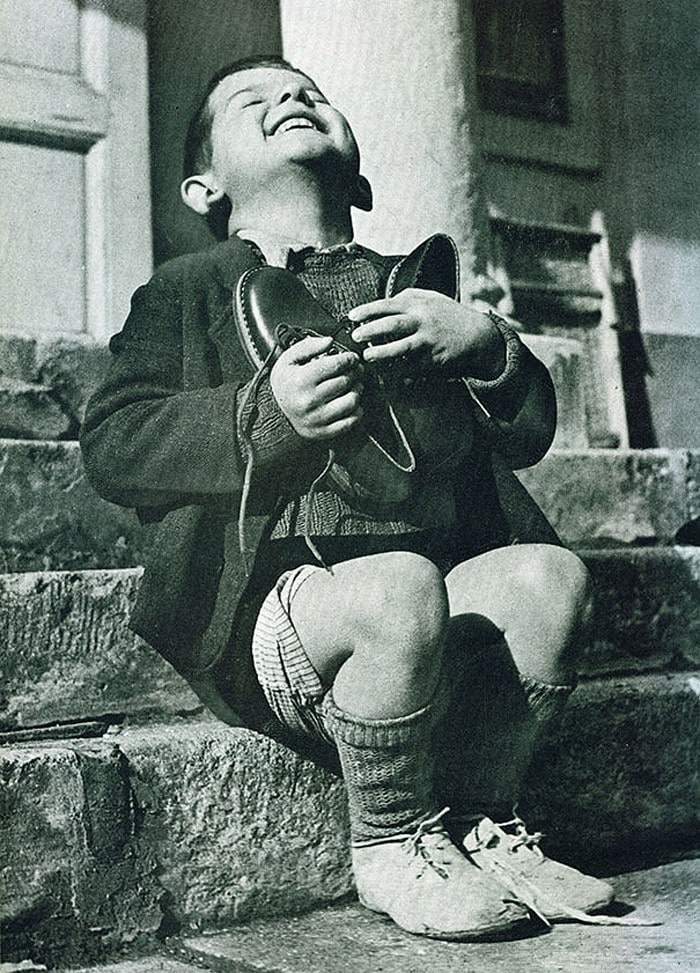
top-left (226, 86), bottom-right (256, 102)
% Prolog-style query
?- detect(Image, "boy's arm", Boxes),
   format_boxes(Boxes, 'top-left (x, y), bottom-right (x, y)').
top-left (464, 312), bottom-right (557, 469)
top-left (80, 274), bottom-right (313, 510)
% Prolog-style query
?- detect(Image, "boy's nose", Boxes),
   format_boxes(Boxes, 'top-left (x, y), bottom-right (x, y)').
top-left (277, 80), bottom-right (312, 106)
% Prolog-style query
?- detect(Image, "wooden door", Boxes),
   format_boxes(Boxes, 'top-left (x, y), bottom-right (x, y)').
top-left (0, 0), bottom-right (152, 346)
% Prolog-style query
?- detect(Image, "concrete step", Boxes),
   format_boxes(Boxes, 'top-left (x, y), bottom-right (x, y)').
top-left (1, 440), bottom-right (698, 571)
top-left (2, 674), bottom-right (698, 968)
top-left (174, 858), bottom-right (700, 973)
top-left (2, 547), bottom-right (698, 731)
top-left (43, 858), bottom-right (700, 971)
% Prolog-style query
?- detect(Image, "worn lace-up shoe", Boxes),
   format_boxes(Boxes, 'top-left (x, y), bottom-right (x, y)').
top-left (463, 815), bottom-right (615, 923)
top-left (352, 811), bottom-right (530, 940)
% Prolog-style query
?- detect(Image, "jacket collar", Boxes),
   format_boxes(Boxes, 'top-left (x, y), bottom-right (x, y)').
top-left (210, 233), bottom-right (263, 292)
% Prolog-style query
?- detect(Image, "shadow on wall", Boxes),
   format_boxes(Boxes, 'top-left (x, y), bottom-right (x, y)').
top-left (612, 259), bottom-right (657, 449)
top-left (147, 0), bottom-right (283, 265)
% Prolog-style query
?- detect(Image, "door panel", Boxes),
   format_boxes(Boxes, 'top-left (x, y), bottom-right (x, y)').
top-left (0, 141), bottom-right (85, 333)
top-left (0, 0), bottom-right (80, 73)
top-left (0, 0), bottom-right (151, 344)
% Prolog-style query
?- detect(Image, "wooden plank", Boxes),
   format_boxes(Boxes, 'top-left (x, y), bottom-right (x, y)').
top-left (0, 61), bottom-right (107, 148)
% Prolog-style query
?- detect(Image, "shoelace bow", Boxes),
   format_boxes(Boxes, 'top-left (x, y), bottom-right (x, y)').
top-left (492, 813), bottom-right (545, 857)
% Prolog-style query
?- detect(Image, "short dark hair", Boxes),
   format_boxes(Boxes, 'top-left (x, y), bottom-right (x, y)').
top-left (182, 54), bottom-right (307, 180)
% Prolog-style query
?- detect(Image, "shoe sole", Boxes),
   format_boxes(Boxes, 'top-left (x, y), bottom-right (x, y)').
top-left (359, 897), bottom-right (531, 942)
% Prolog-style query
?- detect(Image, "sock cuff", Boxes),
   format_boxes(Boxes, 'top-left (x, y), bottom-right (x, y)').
top-left (323, 688), bottom-right (442, 749)
top-left (519, 674), bottom-right (575, 724)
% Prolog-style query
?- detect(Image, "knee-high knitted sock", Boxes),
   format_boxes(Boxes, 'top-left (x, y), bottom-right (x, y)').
top-left (433, 638), bottom-right (574, 822)
top-left (323, 690), bottom-right (444, 844)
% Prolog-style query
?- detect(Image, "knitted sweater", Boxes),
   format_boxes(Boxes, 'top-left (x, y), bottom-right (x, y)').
top-left (240, 245), bottom-right (478, 586)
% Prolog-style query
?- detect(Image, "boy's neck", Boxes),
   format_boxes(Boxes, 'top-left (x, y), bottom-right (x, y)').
top-left (230, 169), bottom-right (354, 251)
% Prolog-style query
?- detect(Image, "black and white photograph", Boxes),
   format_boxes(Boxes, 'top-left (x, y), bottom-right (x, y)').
top-left (1, 2), bottom-right (698, 971)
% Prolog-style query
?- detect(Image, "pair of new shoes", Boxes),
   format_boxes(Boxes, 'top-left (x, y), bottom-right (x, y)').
top-left (352, 811), bottom-right (615, 941)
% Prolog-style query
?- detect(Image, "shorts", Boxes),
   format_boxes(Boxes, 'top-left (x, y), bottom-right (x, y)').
top-left (251, 564), bottom-right (334, 745)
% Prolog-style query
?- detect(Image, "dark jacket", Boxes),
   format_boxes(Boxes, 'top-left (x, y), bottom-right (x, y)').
top-left (81, 234), bottom-right (558, 729)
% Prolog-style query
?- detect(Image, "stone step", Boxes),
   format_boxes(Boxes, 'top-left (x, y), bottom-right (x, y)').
top-left (0, 329), bottom-right (593, 449)
top-left (41, 858), bottom-right (700, 972)
top-left (3, 673), bottom-right (698, 968)
top-left (175, 859), bottom-right (699, 973)
top-left (517, 448), bottom-right (699, 548)
top-left (37, 854), bottom-right (700, 973)
top-left (1, 440), bottom-right (698, 571)
top-left (0, 332), bottom-right (109, 437)
top-left (521, 333), bottom-right (589, 449)
top-left (0, 568), bottom-right (198, 730)
top-left (0, 375), bottom-right (75, 440)
top-left (1, 547), bottom-right (698, 731)
top-left (0, 439), bottom-right (147, 574)
top-left (58, 961), bottom-right (204, 973)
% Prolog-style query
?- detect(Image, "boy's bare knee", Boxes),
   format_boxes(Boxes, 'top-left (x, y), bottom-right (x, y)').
top-left (352, 552), bottom-right (448, 667)
top-left (516, 545), bottom-right (592, 619)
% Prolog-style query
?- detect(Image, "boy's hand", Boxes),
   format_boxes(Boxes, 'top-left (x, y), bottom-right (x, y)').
top-left (348, 290), bottom-right (506, 380)
top-left (270, 335), bottom-right (364, 440)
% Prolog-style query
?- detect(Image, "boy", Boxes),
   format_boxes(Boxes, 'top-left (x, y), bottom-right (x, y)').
top-left (81, 55), bottom-right (613, 941)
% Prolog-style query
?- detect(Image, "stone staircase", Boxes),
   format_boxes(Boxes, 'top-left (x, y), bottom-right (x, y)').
top-left (1, 435), bottom-right (699, 969)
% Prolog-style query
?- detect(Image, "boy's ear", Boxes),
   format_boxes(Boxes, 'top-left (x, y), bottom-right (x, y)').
top-left (181, 173), bottom-right (227, 215)
top-left (353, 174), bottom-right (373, 212)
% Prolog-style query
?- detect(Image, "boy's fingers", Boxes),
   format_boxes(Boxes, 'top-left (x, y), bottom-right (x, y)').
top-left (316, 373), bottom-right (364, 404)
top-left (317, 393), bottom-right (364, 428)
top-left (284, 335), bottom-right (334, 364)
top-left (313, 412), bottom-right (364, 440)
top-left (362, 336), bottom-right (414, 361)
top-left (305, 350), bottom-right (361, 381)
top-left (351, 314), bottom-right (413, 345)
top-left (348, 298), bottom-right (402, 321)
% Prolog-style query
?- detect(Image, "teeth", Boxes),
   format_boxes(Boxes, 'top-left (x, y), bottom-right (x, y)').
top-left (278, 117), bottom-right (317, 134)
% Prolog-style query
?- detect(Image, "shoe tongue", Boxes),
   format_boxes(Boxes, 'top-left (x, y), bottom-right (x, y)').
top-left (462, 816), bottom-right (502, 850)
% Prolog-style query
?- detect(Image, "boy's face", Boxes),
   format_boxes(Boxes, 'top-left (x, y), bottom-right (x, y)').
top-left (206, 67), bottom-right (361, 201)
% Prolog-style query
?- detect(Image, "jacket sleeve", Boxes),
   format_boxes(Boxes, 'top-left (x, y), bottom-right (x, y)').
top-left (465, 311), bottom-right (557, 470)
top-left (80, 272), bottom-right (311, 510)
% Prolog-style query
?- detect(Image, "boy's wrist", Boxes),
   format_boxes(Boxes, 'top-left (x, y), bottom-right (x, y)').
top-left (466, 310), bottom-right (523, 392)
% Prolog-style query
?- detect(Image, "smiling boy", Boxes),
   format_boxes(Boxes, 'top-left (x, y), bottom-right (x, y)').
top-left (81, 55), bottom-right (614, 941)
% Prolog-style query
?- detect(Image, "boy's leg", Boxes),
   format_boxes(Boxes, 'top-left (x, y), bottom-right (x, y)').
top-left (437, 543), bottom-right (613, 918)
top-left (283, 551), bottom-right (528, 940)
top-left (439, 543), bottom-right (590, 814)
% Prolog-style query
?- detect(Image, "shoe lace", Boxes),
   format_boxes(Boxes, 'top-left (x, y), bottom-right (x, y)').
top-left (236, 345), bottom-right (277, 575)
top-left (236, 338), bottom-right (336, 575)
top-left (495, 810), bottom-right (545, 859)
top-left (468, 808), bottom-right (660, 928)
top-left (404, 807), bottom-right (453, 879)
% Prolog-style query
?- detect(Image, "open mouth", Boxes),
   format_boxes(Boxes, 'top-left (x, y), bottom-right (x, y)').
top-left (274, 116), bottom-right (322, 135)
